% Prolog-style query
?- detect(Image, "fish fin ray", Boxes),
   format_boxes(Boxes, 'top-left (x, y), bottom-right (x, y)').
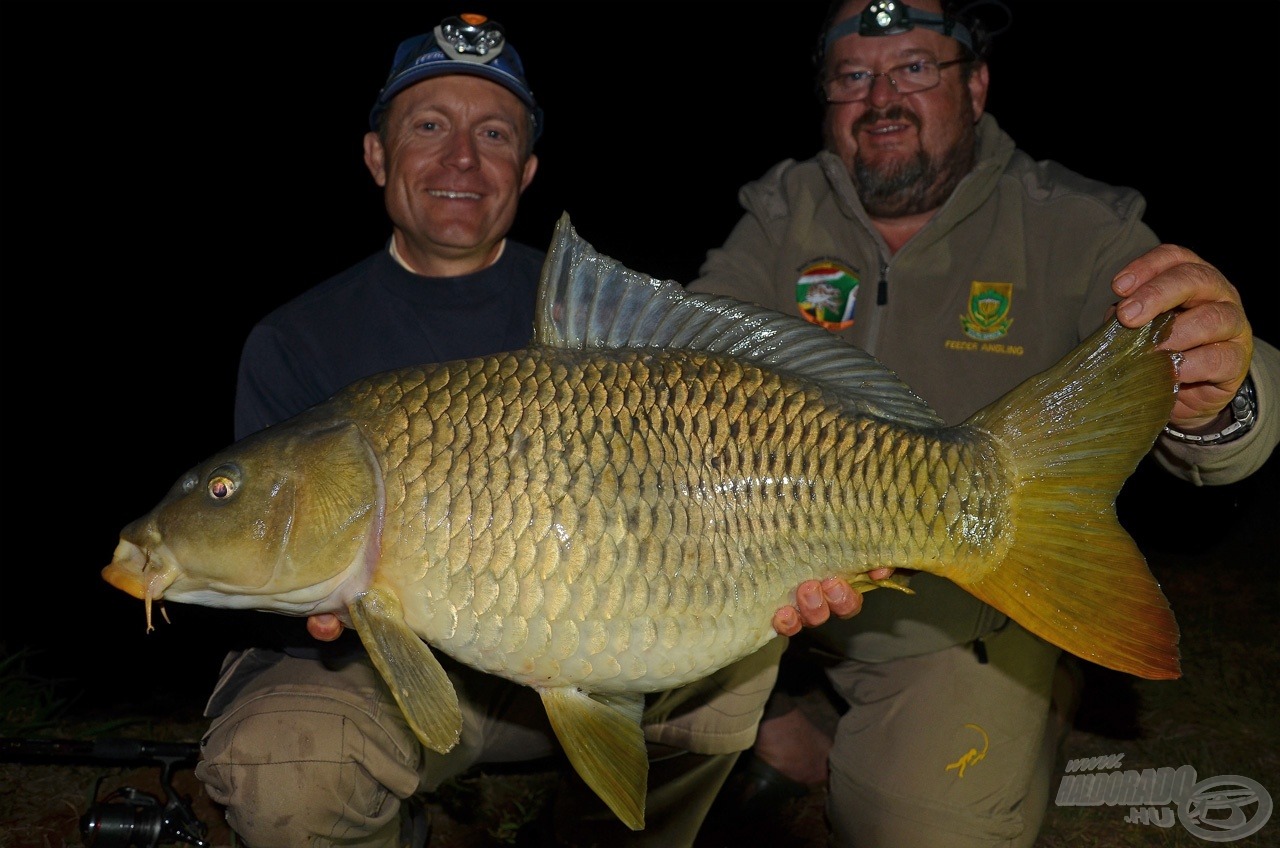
top-left (535, 213), bottom-right (944, 428)
top-left (539, 686), bottom-right (647, 830)
top-left (350, 587), bottom-right (463, 752)
top-left (965, 520), bottom-right (1180, 679)
top-left (287, 422), bottom-right (380, 584)
top-left (962, 313), bottom-right (1181, 679)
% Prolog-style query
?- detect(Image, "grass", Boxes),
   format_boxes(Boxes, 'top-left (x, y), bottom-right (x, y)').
top-left (0, 649), bottom-right (77, 739)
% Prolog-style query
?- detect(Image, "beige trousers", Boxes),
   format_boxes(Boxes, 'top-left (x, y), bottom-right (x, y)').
top-left (196, 637), bottom-right (785, 847)
top-left (821, 620), bottom-right (1062, 847)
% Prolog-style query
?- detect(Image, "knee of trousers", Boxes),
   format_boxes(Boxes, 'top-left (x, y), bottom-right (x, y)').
top-left (826, 766), bottom-right (1039, 848)
top-left (823, 626), bottom-right (1060, 848)
top-left (643, 636), bottom-right (787, 754)
top-left (196, 684), bottom-right (423, 847)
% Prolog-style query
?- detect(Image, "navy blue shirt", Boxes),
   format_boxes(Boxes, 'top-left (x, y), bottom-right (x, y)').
top-left (235, 241), bottom-right (545, 439)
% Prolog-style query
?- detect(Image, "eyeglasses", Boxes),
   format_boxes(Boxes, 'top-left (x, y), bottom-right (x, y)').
top-left (822, 57), bottom-right (969, 103)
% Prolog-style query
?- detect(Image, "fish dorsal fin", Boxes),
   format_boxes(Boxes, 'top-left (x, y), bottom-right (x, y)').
top-left (536, 213), bottom-right (944, 429)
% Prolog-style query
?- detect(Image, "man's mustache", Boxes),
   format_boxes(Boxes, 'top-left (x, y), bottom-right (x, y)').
top-left (853, 105), bottom-right (921, 132)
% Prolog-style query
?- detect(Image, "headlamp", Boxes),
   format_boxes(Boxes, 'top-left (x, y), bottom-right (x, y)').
top-left (825, 1), bottom-right (975, 52)
top-left (435, 14), bottom-right (506, 63)
top-left (370, 13), bottom-right (543, 139)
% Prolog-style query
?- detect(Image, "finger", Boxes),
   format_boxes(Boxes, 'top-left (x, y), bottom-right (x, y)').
top-left (866, 567), bottom-right (893, 581)
top-left (1160, 305), bottom-right (1252, 424)
top-left (1158, 302), bottom-right (1251, 359)
top-left (1169, 383), bottom-right (1237, 429)
top-left (821, 577), bottom-right (862, 618)
top-left (1112, 243), bottom-right (1202, 292)
top-left (1113, 259), bottom-right (1240, 328)
top-left (796, 580), bottom-right (831, 626)
top-left (772, 605), bottom-right (802, 637)
top-left (307, 614), bottom-right (345, 642)
top-left (1168, 338), bottom-right (1250, 389)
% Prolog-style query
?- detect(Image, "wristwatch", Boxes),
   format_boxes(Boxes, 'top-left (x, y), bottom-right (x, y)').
top-left (1163, 375), bottom-right (1257, 445)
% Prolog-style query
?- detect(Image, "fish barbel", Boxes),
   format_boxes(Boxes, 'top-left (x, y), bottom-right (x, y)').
top-left (103, 214), bottom-right (1180, 829)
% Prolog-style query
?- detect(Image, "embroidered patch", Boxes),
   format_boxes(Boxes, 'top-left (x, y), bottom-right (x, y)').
top-left (961, 281), bottom-right (1013, 340)
top-left (796, 261), bottom-right (860, 330)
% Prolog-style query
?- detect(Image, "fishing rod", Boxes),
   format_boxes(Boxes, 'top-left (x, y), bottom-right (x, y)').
top-left (0, 736), bottom-right (210, 847)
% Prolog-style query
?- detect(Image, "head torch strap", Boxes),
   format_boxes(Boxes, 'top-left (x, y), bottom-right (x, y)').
top-left (825, 3), bottom-right (975, 52)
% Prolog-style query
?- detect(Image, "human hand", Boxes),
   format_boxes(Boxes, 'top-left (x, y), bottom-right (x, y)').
top-left (772, 568), bottom-right (892, 636)
top-left (1111, 244), bottom-right (1253, 432)
top-left (307, 613), bottom-right (345, 641)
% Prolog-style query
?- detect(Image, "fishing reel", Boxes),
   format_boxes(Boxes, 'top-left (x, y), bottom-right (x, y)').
top-left (79, 774), bottom-right (209, 848)
top-left (0, 735), bottom-right (211, 847)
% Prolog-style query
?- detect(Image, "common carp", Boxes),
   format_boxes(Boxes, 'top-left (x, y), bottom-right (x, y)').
top-left (104, 214), bottom-right (1180, 830)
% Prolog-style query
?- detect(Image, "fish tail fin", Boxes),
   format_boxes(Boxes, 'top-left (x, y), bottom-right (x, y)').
top-left (960, 313), bottom-right (1181, 680)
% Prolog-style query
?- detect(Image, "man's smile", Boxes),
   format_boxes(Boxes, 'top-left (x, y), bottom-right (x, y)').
top-left (428, 189), bottom-right (482, 199)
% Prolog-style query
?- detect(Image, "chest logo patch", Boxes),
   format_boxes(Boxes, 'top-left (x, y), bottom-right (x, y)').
top-left (961, 281), bottom-right (1014, 340)
top-left (796, 261), bottom-right (860, 330)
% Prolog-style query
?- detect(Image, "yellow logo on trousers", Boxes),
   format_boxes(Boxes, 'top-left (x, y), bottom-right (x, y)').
top-left (946, 723), bottom-right (990, 778)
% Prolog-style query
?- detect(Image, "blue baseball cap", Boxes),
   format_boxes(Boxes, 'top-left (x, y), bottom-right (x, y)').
top-left (369, 13), bottom-right (543, 140)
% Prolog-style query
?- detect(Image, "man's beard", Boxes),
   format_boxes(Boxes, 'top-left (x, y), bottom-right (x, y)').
top-left (850, 104), bottom-right (976, 218)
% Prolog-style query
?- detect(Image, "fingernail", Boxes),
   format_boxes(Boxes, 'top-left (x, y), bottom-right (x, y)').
top-left (1118, 300), bottom-right (1141, 323)
top-left (801, 587), bottom-right (822, 609)
top-left (1113, 272), bottom-right (1138, 295)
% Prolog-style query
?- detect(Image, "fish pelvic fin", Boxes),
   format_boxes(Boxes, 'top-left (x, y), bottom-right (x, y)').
top-left (350, 586), bottom-right (463, 752)
top-left (961, 313), bottom-right (1181, 680)
top-left (539, 687), bottom-right (648, 830)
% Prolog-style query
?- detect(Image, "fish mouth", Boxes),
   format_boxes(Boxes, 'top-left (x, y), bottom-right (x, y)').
top-left (102, 538), bottom-right (180, 632)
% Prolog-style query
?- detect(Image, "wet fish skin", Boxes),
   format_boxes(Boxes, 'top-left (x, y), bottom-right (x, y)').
top-left (328, 347), bottom-right (1009, 693)
top-left (103, 214), bottom-right (1180, 829)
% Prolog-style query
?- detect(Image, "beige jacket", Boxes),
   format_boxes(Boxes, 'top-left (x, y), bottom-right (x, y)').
top-left (688, 113), bottom-right (1278, 660)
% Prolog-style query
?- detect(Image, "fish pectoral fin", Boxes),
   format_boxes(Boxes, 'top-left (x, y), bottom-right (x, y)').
top-left (539, 687), bottom-right (648, 831)
top-left (349, 587), bottom-right (462, 753)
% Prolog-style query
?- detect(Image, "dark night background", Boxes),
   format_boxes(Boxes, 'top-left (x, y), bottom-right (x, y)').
top-left (1, 1), bottom-right (1276, 719)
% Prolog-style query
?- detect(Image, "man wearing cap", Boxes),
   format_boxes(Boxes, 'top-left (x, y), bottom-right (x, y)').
top-left (195, 14), bottom-right (790, 847)
top-left (688, 0), bottom-right (1279, 846)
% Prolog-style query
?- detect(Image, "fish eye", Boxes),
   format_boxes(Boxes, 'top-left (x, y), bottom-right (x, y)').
top-left (207, 466), bottom-right (240, 500)
top-left (209, 476), bottom-right (237, 499)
